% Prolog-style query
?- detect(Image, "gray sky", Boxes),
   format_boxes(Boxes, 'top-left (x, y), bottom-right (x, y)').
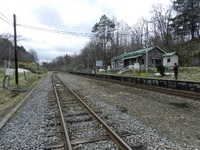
top-left (0, 0), bottom-right (171, 62)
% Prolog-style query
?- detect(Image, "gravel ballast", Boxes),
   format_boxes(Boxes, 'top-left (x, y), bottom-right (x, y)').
top-left (0, 72), bottom-right (54, 149)
top-left (58, 73), bottom-right (200, 149)
top-left (0, 72), bottom-right (199, 149)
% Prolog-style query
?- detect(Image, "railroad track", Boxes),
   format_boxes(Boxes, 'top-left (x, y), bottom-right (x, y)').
top-left (111, 79), bottom-right (200, 101)
top-left (72, 73), bottom-right (200, 101)
top-left (46, 73), bottom-right (139, 149)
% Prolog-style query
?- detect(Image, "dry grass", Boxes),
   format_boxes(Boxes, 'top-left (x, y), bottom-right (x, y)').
top-left (0, 89), bottom-right (26, 120)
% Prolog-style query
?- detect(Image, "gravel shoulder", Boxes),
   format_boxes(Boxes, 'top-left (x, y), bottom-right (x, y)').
top-left (0, 72), bottom-right (54, 149)
top-left (58, 73), bottom-right (200, 149)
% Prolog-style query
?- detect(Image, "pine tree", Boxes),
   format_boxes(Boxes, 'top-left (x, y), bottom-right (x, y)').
top-left (91, 15), bottom-right (115, 68)
top-left (92, 14), bottom-right (115, 40)
top-left (171, 0), bottom-right (200, 40)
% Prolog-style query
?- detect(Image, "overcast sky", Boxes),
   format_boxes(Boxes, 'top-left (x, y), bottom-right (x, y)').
top-left (0, 0), bottom-right (171, 62)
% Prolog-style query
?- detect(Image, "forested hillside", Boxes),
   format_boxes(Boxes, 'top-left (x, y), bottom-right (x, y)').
top-left (0, 35), bottom-right (38, 67)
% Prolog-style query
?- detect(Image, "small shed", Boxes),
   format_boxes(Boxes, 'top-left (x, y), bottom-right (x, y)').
top-left (163, 52), bottom-right (179, 67)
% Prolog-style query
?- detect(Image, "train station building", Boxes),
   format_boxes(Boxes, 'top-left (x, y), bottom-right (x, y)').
top-left (111, 46), bottom-right (178, 71)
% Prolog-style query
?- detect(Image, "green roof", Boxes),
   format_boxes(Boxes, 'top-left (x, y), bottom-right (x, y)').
top-left (111, 46), bottom-right (166, 61)
top-left (163, 52), bottom-right (177, 57)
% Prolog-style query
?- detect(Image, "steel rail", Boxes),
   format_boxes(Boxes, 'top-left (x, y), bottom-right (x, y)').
top-left (56, 74), bottom-right (133, 150)
top-left (52, 74), bottom-right (72, 150)
top-left (114, 79), bottom-right (200, 101)
top-left (108, 78), bottom-right (200, 100)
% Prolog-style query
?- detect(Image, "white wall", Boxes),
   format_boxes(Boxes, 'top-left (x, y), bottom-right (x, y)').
top-left (163, 55), bottom-right (178, 67)
top-left (171, 55), bottom-right (178, 66)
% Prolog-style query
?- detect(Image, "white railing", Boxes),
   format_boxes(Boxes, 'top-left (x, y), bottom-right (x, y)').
top-left (117, 65), bottom-right (134, 74)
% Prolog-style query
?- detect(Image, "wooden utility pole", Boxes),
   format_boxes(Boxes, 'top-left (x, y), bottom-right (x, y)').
top-left (13, 14), bottom-right (18, 85)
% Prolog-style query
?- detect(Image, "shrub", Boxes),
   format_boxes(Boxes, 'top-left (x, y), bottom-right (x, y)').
top-left (156, 63), bottom-right (165, 76)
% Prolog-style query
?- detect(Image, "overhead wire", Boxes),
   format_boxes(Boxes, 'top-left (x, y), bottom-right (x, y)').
top-left (17, 23), bottom-right (94, 37)
top-left (0, 13), bottom-right (96, 38)
top-left (0, 11), bottom-right (13, 62)
top-left (0, 12), bottom-right (13, 64)
top-left (0, 12), bottom-right (94, 37)
top-left (0, 12), bottom-right (12, 22)
top-left (17, 19), bottom-right (92, 30)
top-left (15, 16), bottom-right (92, 32)
top-left (0, 12), bottom-right (13, 26)
top-left (16, 13), bottom-right (97, 38)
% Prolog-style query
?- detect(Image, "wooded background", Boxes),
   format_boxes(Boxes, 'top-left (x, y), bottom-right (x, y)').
top-left (1, 0), bottom-right (200, 70)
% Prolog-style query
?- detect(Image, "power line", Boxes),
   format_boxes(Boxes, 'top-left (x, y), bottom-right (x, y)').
top-left (0, 12), bottom-right (93, 36)
top-left (25, 20), bottom-right (91, 30)
top-left (15, 16), bottom-right (92, 30)
top-left (17, 24), bottom-right (94, 37)
top-left (0, 16), bottom-right (13, 26)
top-left (0, 12), bottom-right (13, 26)
top-left (0, 12), bottom-right (12, 22)
top-left (0, 17), bottom-right (13, 26)
top-left (0, 13), bottom-right (93, 37)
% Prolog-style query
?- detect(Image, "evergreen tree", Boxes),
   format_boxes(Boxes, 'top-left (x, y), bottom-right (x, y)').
top-left (91, 15), bottom-right (115, 68)
top-left (92, 14), bottom-right (115, 40)
top-left (171, 0), bottom-right (200, 40)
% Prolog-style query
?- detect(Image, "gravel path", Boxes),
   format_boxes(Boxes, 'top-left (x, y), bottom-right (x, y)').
top-left (0, 72), bottom-right (199, 149)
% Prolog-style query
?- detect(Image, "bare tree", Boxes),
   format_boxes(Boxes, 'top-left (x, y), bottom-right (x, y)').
top-left (114, 21), bottom-right (132, 53)
top-left (150, 4), bottom-right (173, 49)
top-left (28, 49), bottom-right (39, 62)
top-left (130, 18), bottom-right (146, 50)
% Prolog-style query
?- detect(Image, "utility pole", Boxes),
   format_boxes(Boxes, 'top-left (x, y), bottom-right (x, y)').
top-left (103, 37), bottom-right (105, 69)
top-left (145, 20), bottom-right (153, 75)
top-left (145, 21), bottom-right (149, 74)
top-left (87, 57), bottom-right (89, 74)
top-left (13, 14), bottom-right (18, 86)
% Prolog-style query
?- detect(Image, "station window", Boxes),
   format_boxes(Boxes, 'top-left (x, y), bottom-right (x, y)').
top-left (151, 59), bottom-right (154, 64)
top-left (142, 59), bottom-right (144, 64)
top-left (167, 58), bottom-right (170, 62)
